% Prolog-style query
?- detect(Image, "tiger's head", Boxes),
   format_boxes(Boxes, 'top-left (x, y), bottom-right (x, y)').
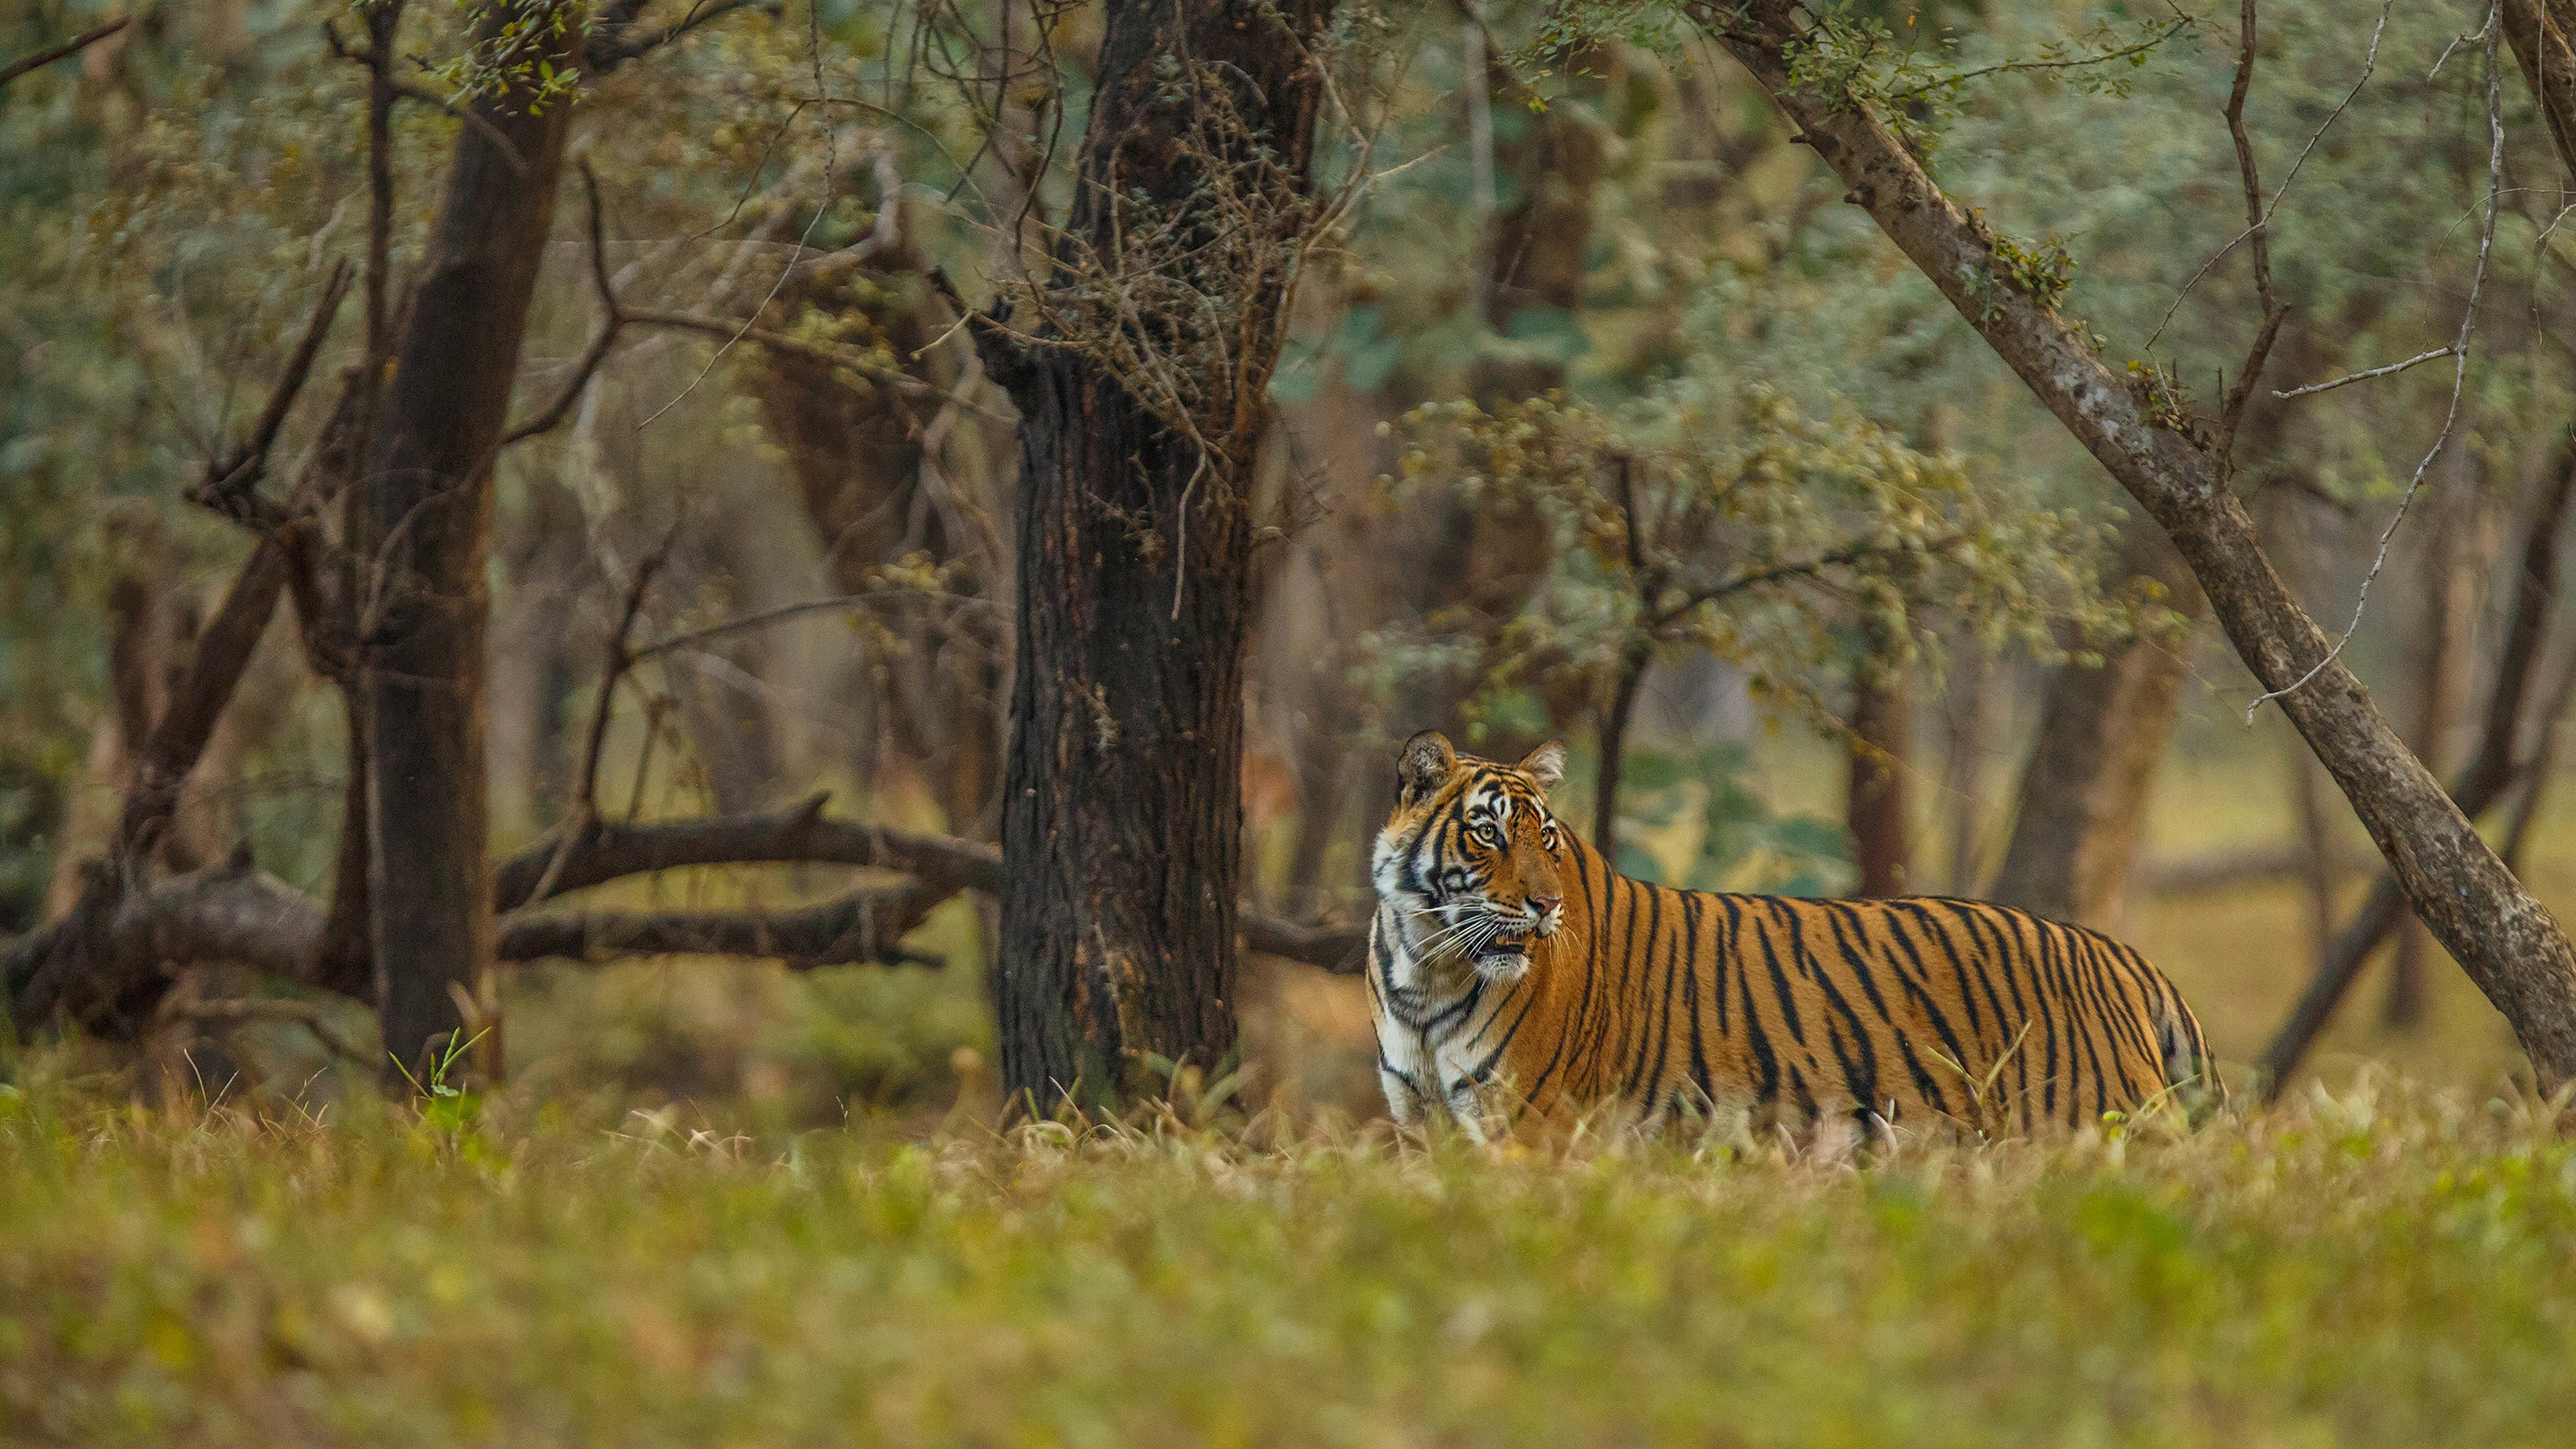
top-left (1371, 730), bottom-right (1569, 983)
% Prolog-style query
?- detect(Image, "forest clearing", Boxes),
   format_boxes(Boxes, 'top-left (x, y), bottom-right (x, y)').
top-left (10, 0), bottom-right (2576, 1439)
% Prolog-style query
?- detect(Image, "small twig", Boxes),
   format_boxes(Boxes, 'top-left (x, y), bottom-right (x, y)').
top-left (638, 0), bottom-right (839, 431)
top-left (2270, 345), bottom-right (2458, 401)
top-left (0, 15), bottom-right (127, 91)
top-left (2215, 0), bottom-right (2287, 457)
top-left (2249, 4), bottom-right (2505, 722)
top-left (2145, 0), bottom-right (2394, 353)
top-left (627, 591), bottom-right (974, 663)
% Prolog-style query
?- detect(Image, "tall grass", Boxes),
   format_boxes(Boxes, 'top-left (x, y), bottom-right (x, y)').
top-left (4, 1069), bottom-right (2574, 1447)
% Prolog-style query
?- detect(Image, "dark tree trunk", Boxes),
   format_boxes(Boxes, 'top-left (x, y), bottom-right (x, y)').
top-left (360, 4), bottom-right (579, 1081)
top-left (1934, 633), bottom-right (1991, 894)
top-left (981, 0), bottom-right (1333, 1107)
top-left (1988, 520), bottom-right (2207, 928)
top-left (1592, 644), bottom-right (1651, 862)
top-left (1703, 0), bottom-right (2576, 1091)
top-left (1845, 655), bottom-right (1911, 897)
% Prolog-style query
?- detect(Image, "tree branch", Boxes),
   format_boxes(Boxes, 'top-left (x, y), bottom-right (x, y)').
top-left (490, 795), bottom-right (1366, 970)
top-left (1697, 0), bottom-right (2576, 1089)
top-left (191, 261), bottom-right (353, 521)
top-left (496, 884), bottom-right (950, 969)
top-left (0, 16), bottom-right (127, 91)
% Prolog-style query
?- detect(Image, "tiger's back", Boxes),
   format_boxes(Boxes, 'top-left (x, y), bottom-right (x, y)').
top-left (1367, 732), bottom-right (2221, 1137)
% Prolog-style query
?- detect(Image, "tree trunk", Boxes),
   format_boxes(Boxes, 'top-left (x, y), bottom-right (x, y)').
top-left (1934, 633), bottom-right (1990, 894)
top-left (1593, 643), bottom-right (1651, 862)
top-left (1845, 651), bottom-right (1911, 897)
top-left (980, 0), bottom-right (1332, 1107)
top-left (1988, 519), bottom-right (2207, 928)
top-left (360, 3), bottom-right (580, 1081)
top-left (1707, 0), bottom-right (2576, 1090)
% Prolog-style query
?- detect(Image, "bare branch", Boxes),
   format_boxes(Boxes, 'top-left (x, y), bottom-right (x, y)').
top-left (488, 797), bottom-right (1365, 971)
top-left (493, 793), bottom-right (1001, 911)
top-left (2270, 345), bottom-right (2459, 401)
top-left (2246, 4), bottom-right (2506, 718)
top-left (192, 261), bottom-right (354, 519)
top-left (2216, 0), bottom-right (2289, 457)
top-left (496, 884), bottom-right (951, 970)
top-left (2146, 0), bottom-right (2394, 354)
top-left (0, 15), bottom-right (127, 91)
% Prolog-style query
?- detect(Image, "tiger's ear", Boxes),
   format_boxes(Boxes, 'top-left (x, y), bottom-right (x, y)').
top-left (1396, 730), bottom-right (1457, 806)
top-left (1519, 741), bottom-right (1566, 791)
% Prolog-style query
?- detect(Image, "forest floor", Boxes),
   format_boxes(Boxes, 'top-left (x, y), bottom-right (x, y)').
top-left (4, 1068), bottom-right (2573, 1447)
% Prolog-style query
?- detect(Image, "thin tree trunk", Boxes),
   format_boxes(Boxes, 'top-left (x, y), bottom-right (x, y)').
top-left (1988, 519), bottom-right (2207, 928)
top-left (1845, 648), bottom-right (1911, 897)
top-left (361, 3), bottom-right (580, 1081)
top-left (979, 0), bottom-right (1333, 1107)
top-left (1936, 633), bottom-right (1990, 894)
top-left (1707, 0), bottom-right (2576, 1090)
top-left (1593, 643), bottom-right (1650, 861)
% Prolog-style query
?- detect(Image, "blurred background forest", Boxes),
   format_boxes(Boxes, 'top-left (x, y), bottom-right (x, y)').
top-left (5, 0), bottom-right (2574, 1127)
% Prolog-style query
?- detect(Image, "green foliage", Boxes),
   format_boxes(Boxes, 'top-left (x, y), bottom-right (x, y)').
top-left (1777, 2), bottom-right (2204, 157)
top-left (1383, 376), bottom-right (2132, 729)
top-left (5, 1072), bottom-right (2576, 1445)
top-left (1612, 740), bottom-right (1853, 893)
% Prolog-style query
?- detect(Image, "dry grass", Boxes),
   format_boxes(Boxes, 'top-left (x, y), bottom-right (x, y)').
top-left (4, 1068), bottom-right (2573, 1447)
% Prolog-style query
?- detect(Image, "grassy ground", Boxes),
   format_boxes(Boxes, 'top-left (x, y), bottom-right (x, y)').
top-left (4, 1071), bottom-right (2575, 1447)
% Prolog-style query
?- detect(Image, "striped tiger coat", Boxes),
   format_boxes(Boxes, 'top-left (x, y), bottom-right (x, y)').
top-left (1367, 732), bottom-right (2221, 1138)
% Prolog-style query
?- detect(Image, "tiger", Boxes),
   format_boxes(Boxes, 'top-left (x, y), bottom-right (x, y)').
top-left (1366, 731), bottom-right (2222, 1140)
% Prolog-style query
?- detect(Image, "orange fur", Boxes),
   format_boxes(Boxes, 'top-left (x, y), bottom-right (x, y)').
top-left (1367, 734), bottom-right (2220, 1136)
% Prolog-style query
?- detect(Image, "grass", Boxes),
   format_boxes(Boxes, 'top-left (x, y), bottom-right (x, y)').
top-left (5, 1069), bottom-right (2576, 1447)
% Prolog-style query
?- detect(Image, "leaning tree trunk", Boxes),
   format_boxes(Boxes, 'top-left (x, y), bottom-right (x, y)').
top-left (360, 3), bottom-right (580, 1080)
top-left (979, 0), bottom-right (1333, 1107)
top-left (1706, 0), bottom-right (2576, 1089)
top-left (1988, 518), bottom-right (2207, 928)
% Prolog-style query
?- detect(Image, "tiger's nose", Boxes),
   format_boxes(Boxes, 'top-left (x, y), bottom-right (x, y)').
top-left (1528, 894), bottom-right (1562, 930)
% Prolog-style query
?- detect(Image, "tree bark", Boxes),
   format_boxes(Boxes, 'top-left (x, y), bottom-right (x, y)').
top-left (1988, 519), bottom-right (2207, 928)
top-left (1705, 0), bottom-right (2576, 1090)
top-left (976, 0), bottom-right (1334, 1107)
top-left (1844, 635), bottom-right (1911, 897)
top-left (360, 2), bottom-right (580, 1081)
top-left (1592, 643), bottom-right (1651, 861)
